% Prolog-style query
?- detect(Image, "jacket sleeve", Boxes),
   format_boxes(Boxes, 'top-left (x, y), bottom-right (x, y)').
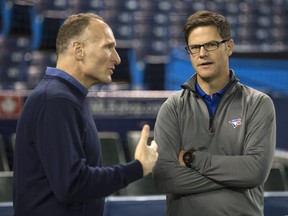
top-left (36, 98), bottom-right (142, 203)
top-left (191, 94), bottom-right (276, 188)
top-left (153, 94), bottom-right (225, 195)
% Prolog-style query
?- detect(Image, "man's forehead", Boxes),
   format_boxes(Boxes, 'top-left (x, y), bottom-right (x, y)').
top-left (188, 26), bottom-right (220, 44)
top-left (86, 20), bottom-right (116, 45)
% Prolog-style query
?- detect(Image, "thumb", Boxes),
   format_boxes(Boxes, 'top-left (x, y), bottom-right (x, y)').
top-left (138, 124), bottom-right (150, 147)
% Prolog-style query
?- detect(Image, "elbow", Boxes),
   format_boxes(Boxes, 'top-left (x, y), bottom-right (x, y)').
top-left (153, 173), bottom-right (180, 194)
top-left (153, 174), bottom-right (168, 193)
top-left (54, 190), bottom-right (73, 203)
top-left (153, 172), bottom-right (174, 194)
top-left (244, 169), bottom-right (267, 187)
top-left (154, 180), bottom-right (171, 193)
top-left (54, 186), bottom-right (81, 203)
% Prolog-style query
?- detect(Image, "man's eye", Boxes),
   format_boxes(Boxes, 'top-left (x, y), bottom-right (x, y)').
top-left (190, 45), bottom-right (200, 50)
top-left (205, 43), bottom-right (217, 48)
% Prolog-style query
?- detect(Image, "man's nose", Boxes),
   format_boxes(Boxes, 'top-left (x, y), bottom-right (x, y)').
top-left (113, 50), bottom-right (121, 65)
top-left (199, 46), bottom-right (208, 57)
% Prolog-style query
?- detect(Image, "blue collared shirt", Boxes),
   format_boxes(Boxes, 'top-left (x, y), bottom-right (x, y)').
top-left (45, 67), bottom-right (88, 96)
top-left (196, 75), bottom-right (232, 117)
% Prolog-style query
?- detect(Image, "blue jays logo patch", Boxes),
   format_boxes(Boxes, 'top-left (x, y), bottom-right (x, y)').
top-left (228, 118), bottom-right (242, 128)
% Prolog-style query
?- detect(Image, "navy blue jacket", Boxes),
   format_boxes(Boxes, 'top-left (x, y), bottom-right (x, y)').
top-left (13, 68), bottom-right (143, 216)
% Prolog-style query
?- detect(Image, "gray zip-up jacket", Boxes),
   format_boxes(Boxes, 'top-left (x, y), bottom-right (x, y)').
top-left (153, 71), bottom-right (276, 216)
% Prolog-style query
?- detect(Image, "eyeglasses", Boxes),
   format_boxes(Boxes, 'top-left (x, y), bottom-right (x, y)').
top-left (185, 39), bottom-right (230, 54)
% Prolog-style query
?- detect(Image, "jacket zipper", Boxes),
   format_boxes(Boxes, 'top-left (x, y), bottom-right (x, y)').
top-left (209, 117), bottom-right (214, 133)
top-left (207, 79), bottom-right (238, 133)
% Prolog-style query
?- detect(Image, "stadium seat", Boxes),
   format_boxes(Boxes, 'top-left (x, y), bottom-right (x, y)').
top-left (0, 171), bottom-right (13, 202)
top-left (0, 0), bottom-right (4, 31)
top-left (32, 14), bottom-right (65, 51)
top-left (142, 62), bottom-right (166, 90)
top-left (99, 132), bottom-right (126, 167)
top-left (139, 0), bottom-right (173, 13)
top-left (99, 131), bottom-right (127, 195)
top-left (26, 51), bottom-right (57, 89)
top-left (105, 0), bottom-right (140, 12)
top-left (0, 1), bottom-right (35, 89)
top-left (69, 0), bottom-right (107, 13)
top-left (104, 196), bottom-right (166, 216)
top-left (265, 150), bottom-right (288, 191)
top-left (264, 162), bottom-right (288, 191)
top-left (205, 0), bottom-right (226, 14)
top-left (93, 10), bottom-right (135, 85)
top-left (1, 1), bottom-right (35, 40)
top-left (126, 130), bottom-right (154, 162)
top-left (9, 133), bottom-right (16, 153)
top-left (0, 43), bottom-right (30, 89)
top-left (131, 12), bottom-right (171, 89)
top-left (168, 13), bottom-right (188, 48)
top-left (125, 131), bottom-right (162, 195)
top-left (128, 48), bottom-right (166, 90)
top-left (34, 0), bottom-right (69, 14)
top-left (103, 11), bottom-right (135, 48)
top-left (0, 134), bottom-right (10, 172)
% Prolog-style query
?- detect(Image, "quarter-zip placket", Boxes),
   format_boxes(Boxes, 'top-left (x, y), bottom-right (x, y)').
top-left (206, 79), bottom-right (238, 133)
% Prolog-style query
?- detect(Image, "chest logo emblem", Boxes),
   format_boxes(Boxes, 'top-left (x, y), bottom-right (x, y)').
top-left (228, 118), bottom-right (242, 128)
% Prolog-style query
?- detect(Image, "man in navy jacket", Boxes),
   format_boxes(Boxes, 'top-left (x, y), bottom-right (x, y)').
top-left (13, 13), bottom-right (158, 216)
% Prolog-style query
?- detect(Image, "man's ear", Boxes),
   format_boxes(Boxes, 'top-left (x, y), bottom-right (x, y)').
top-left (73, 41), bottom-right (84, 60)
top-left (227, 39), bottom-right (234, 56)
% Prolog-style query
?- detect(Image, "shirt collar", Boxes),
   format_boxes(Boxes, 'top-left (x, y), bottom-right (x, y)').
top-left (196, 72), bottom-right (232, 97)
top-left (45, 67), bottom-right (88, 96)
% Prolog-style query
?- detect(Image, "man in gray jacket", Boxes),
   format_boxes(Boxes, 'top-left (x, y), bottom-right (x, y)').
top-left (152, 10), bottom-right (276, 216)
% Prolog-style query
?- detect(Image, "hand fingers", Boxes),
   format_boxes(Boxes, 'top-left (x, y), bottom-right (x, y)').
top-left (150, 140), bottom-right (158, 162)
top-left (139, 124), bottom-right (150, 147)
top-left (150, 140), bottom-right (158, 152)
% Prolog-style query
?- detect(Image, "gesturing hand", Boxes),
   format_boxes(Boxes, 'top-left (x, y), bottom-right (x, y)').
top-left (134, 125), bottom-right (158, 176)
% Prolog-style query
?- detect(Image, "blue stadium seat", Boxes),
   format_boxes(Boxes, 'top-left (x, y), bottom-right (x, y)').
top-left (32, 0), bottom-right (69, 51)
top-left (1, 1), bottom-right (35, 39)
top-left (0, 1), bottom-right (34, 89)
top-left (34, 0), bottom-right (69, 14)
top-left (103, 11), bottom-right (135, 48)
top-left (0, 0), bottom-right (286, 91)
top-left (32, 14), bottom-right (65, 51)
top-left (139, 0), bottom-right (173, 13)
top-left (0, 0), bottom-right (4, 32)
top-left (130, 12), bottom-right (172, 89)
top-left (0, 47), bottom-right (28, 89)
top-left (168, 13), bottom-right (188, 47)
top-left (104, 196), bottom-right (166, 216)
top-left (105, 0), bottom-right (140, 12)
top-left (133, 12), bottom-right (171, 52)
top-left (26, 51), bottom-right (57, 89)
top-left (0, 2), bottom-right (36, 89)
top-left (205, 0), bottom-right (226, 14)
top-left (69, 0), bottom-right (107, 13)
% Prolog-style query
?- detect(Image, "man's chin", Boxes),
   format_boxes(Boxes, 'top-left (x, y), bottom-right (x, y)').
top-left (99, 77), bottom-right (112, 85)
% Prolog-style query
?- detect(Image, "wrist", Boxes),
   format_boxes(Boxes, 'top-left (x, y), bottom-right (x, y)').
top-left (182, 149), bottom-right (196, 168)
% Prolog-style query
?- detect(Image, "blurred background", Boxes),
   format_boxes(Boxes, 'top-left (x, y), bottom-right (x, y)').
top-left (0, 0), bottom-right (288, 215)
top-left (0, 0), bottom-right (287, 92)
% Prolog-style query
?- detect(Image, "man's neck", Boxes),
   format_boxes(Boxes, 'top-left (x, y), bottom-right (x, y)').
top-left (197, 75), bottom-right (230, 95)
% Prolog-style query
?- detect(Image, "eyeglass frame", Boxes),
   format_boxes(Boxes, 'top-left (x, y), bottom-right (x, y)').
top-left (185, 39), bottom-right (230, 54)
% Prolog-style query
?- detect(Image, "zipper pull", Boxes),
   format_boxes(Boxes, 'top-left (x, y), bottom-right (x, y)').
top-left (209, 117), bottom-right (214, 133)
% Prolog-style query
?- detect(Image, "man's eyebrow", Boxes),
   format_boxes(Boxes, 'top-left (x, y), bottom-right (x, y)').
top-left (190, 40), bottom-right (218, 46)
